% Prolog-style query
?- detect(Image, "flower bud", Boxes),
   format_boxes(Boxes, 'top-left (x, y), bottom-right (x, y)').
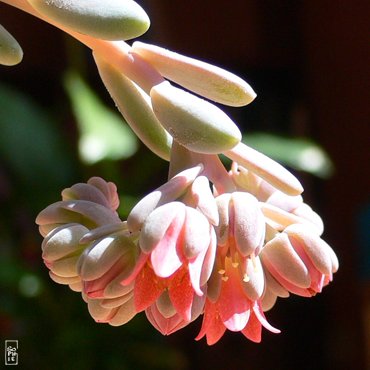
top-left (87, 294), bottom-right (137, 326)
top-left (132, 41), bottom-right (256, 107)
top-left (127, 165), bottom-right (202, 232)
top-left (215, 192), bottom-right (265, 257)
top-left (284, 224), bottom-right (338, 275)
top-left (78, 232), bottom-right (136, 281)
top-left (28, 0), bottom-right (150, 40)
top-left (42, 223), bottom-right (89, 285)
top-left (0, 24), bottom-right (23, 66)
top-left (261, 225), bottom-right (338, 297)
top-left (260, 202), bottom-right (322, 235)
top-left (261, 232), bottom-right (311, 289)
top-left (42, 223), bottom-right (89, 262)
top-left (150, 81), bottom-right (241, 154)
top-left (260, 289), bottom-right (278, 312)
top-left (62, 177), bottom-right (119, 212)
top-left (230, 192), bottom-right (265, 256)
top-left (36, 200), bottom-right (121, 237)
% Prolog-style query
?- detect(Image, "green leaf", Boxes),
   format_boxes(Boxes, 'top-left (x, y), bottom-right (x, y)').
top-left (64, 71), bottom-right (138, 164)
top-left (243, 132), bottom-right (334, 178)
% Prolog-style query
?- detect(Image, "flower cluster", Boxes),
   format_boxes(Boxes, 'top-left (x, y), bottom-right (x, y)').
top-left (36, 162), bottom-right (338, 344)
top-left (3, 0), bottom-right (338, 345)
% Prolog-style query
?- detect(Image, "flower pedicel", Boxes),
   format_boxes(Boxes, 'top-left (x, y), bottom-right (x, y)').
top-left (2, 0), bottom-right (338, 345)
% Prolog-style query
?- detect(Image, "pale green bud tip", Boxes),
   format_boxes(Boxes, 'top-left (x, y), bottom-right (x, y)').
top-left (27, 0), bottom-right (150, 40)
top-left (0, 25), bottom-right (23, 66)
top-left (132, 41), bottom-right (256, 107)
top-left (150, 81), bottom-right (242, 154)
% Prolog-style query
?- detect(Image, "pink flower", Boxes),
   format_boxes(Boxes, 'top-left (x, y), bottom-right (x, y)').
top-left (123, 201), bottom-right (217, 324)
top-left (195, 191), bottom-right (280, 345)
top-left (196, 257), bottom-right (280, 345)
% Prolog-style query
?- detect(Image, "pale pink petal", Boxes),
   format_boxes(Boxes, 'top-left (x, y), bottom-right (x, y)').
top-left (261, 233), bottom-right (311, 288)
top-left (199, 227), bottom-right (217, 287)
top-left (285, 224), bottom-right (333, 276)
top-left (231, 192), bottom-right (265, 257)
top-left (252, 301), bottom-right (280, 334)
top-left (183, 207), bottom-right (211, 259)
top-left (215, 193), bottom-right (232, 246)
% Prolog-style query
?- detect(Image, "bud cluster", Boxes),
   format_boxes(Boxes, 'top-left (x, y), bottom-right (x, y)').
top-left (2, 0), bottom-right (338, 345)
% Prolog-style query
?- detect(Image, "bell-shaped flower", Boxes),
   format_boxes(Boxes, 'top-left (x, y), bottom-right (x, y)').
top-left (123, 201), bottom-right (216, 325)
top-left (260, 224), bottom-right (339, 297)
top-left (196, 257), bottom-right (279, 345)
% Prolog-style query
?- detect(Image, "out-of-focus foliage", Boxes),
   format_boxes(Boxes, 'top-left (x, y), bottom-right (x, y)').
top-left (243, 132), bottom-right (334, 178)
top-left (0, 83), bottom-right (74, 189)
top-left (64, 71), bottom-right (138, 164)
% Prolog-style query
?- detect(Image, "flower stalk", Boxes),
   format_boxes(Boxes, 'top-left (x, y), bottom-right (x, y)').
top-left (2, 0), bottom-right (339, 345)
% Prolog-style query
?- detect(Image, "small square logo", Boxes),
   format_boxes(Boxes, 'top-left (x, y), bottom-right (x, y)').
top-left (5, 340), bottom-right (18, 366)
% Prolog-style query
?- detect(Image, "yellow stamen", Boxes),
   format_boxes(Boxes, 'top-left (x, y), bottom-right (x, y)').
top-left (243, 274), bottom-right (250, 283)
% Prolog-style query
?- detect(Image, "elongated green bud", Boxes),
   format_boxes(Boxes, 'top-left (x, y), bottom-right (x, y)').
top-left (0, 24), bottom-right (23, 66)
top-left (132, 41), bottom-right (256, 107)
top-left (27, 0), bottom-right (150, 40)
top-left (150, 81), bottom-right (241, 154)
top-left (94, 53), bottom-right (172, 160)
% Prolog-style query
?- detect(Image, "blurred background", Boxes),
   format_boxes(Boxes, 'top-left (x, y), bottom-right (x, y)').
top-left (0, 1), bottom-right (369, 369)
